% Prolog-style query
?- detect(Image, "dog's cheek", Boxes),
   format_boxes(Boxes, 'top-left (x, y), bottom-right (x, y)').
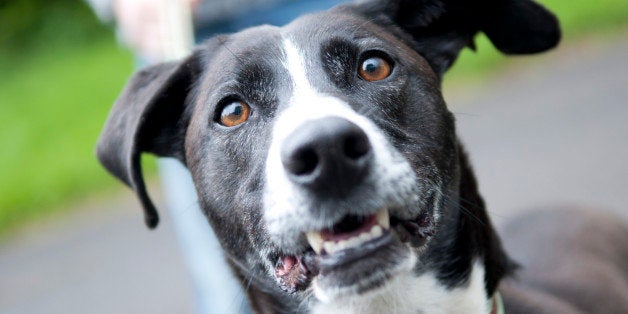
top-left (385, 77), bottom-right (458, 220)
top-left (188, 119), bottom-right (278, 272)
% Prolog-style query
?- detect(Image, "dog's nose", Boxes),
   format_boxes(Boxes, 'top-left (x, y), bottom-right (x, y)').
top-left (280, 117), bottom-right (372, 196)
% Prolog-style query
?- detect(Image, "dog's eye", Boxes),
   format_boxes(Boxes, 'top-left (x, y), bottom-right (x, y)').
top-left (219, 100), bottom-right (251, 127)
top-left (358, 56), bottom-right (392, 82)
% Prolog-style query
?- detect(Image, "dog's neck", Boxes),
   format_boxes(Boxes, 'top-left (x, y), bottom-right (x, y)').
top-left (242, 144), bottom-right (512, 313)
top-left (454, 144), bottom-right (513, 295)
top-left (310, 261), bottom-right (492, 314)
top-left (244, 264), bottom-right (498, 314)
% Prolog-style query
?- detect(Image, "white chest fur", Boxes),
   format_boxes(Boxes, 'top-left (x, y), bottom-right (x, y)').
top-left (311, 262), bottom-right (489, 314)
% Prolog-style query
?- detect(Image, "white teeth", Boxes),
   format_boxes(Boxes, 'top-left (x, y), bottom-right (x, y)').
top-left (306, 231), bottom-right (324, 254)
top-left (359, 232), bottom-right (371, 243)
top-left (344, 237), bottom-right (357, 249)
top-left (371, 225), bottom-right (383, 238)
top-left (323, 241), bottom-right (337, 254)
top-left (305, 208), bottom-right (391, 255)
top-left (377, 208), bottom-right (390, 229)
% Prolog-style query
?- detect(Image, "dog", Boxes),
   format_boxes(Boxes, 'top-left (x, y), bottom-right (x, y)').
top-left (96, 0), bottom-right (628, 313)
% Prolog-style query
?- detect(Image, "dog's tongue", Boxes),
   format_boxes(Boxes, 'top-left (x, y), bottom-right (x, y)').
top-left (274, 254), bottom-right (317, 294)
top-left (275, 256), bottom-right (297, 277)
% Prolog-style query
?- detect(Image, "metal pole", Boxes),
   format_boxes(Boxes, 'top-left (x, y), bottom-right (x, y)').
top-left (153, 1), bottom-right (246, 313)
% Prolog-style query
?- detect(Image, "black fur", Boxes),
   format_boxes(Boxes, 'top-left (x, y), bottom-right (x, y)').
top-left (340, 0), bottom-right (560, 75)
top-left (95, 53), bottom-right (202, 227)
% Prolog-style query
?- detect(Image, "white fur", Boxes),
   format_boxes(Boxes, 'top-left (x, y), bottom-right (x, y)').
top-left (312, 249), bottom-right (416, 303)
top-left (311, 262), bottom-right (489, 314)
top-left (263, 39), bottom-right (420, 245)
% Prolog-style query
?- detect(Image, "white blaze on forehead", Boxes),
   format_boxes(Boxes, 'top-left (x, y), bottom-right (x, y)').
top-left (264, 39), bottom-right (357, 228)
top-left (277, 39), bottom-right (357, 136)
top-left (283, 39), bottom-right (316, 99)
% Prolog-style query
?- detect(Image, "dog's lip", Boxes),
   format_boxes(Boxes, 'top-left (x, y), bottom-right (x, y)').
top-left (390, 211), bottom-right (435, 247)
top-left (306, 208), bottom-right (390, 255)
top-left (274, 254), bottom-right (312, 294)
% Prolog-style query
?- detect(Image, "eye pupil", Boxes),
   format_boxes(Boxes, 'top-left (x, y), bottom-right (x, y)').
top-left (359, 56), bottom-right (392, 82)
top-left (232, 105), bottom-right (242, 116)
top-left (219, 100), bottom-right (251, 127)
top-left (365, 62), bottom-right (377, 73)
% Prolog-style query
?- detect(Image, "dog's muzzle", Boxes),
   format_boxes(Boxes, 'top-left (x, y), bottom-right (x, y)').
top-left (265, 114), bottom-right (437, 301)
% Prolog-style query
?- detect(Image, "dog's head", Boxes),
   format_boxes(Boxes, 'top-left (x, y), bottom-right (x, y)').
top-left (97, 0), bottom-right (559, 310)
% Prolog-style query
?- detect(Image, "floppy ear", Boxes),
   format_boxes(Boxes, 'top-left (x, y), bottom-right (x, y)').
top-left (96, 50), bottom-right (203, 228)
top-left (345, 0), bottom-right (560, 76)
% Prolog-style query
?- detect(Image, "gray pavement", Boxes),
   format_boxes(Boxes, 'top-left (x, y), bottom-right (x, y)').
top-left (1, 34), bottom-right (627, 313)
top-left (0, 194), bottom-right (195, 314)
top-left (449, 34), bottom-right (628, 224)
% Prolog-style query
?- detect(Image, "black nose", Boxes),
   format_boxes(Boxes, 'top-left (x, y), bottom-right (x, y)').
top-left (280, 117), bottom-right (372, 196)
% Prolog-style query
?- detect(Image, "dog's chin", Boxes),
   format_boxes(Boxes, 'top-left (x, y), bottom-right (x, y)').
top-left (272, 208), bottom-right (436, 302)
top-left (312, 232), bottom-right (414, 302)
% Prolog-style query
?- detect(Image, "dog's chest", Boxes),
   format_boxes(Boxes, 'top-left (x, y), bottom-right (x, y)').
top-left (310, 263), bottom-right (489, 314)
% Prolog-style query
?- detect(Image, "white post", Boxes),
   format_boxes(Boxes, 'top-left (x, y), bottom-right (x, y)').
top-left (153, 1), bottom-right (247, 313)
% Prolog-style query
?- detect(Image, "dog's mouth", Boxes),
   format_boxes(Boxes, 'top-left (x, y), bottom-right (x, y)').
top-left (306, 209), bottom-right (389, 255)
top-left (273, 208), bottom-right (435, 297)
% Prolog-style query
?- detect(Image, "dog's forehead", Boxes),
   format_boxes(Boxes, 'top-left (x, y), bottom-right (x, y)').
top-left (205, 10), bottom-right (391, 78)
top-left (280, 10), bottom-right (398, 57)
top-left (211, 25), bottom-right (284, 69)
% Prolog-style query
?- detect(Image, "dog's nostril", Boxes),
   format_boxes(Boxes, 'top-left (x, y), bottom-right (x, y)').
top-left (280, 117), bottom-right (373, 194)
top-left (344, 133), bottom-right (370, 160)
top-left (290, 148), bottom-right (318, 175)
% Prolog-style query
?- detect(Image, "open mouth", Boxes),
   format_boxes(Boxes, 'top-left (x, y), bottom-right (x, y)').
top-left (274, 208), bottom-right (435, 296)
top-left (306, 209), bottom-right (389, 255)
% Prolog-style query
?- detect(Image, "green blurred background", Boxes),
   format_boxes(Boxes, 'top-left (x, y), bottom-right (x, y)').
top-left (0, 0), bottom-right (627, 238)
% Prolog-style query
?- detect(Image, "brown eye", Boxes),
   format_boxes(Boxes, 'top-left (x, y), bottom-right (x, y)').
top-left (358, 56), bottom-right (392, 81)
top-left (219, 100), bottom-right (251, 127)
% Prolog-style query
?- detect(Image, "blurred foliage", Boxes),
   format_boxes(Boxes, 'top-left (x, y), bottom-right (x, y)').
top-left (0, 0), bottom-right (134, 236)
top-left (446, 0), bottom-right (628, 83)
top-left (0, 0), bottom-right (110, 60)
top-left (0, 0), bottom-right (627, 236)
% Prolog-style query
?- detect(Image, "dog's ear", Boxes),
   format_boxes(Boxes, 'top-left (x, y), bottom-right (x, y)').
top-left (96, 50), bottom-right (203, 229)
top-left (344, 0), bottom-right (560, 76)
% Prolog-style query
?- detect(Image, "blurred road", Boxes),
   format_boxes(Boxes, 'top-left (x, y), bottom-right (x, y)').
top-left (450, 34), bottom-right (628, 224)
top-left (0, 194), bottom-right (196, 314)
top-left (1, 34), bottom-right (627, 313)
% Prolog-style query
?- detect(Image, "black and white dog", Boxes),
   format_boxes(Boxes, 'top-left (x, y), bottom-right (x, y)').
top-left (96, 0), bottom-right (628, 313)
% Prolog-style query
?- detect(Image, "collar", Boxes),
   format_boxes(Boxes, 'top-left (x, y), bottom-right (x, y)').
top-left (488, 291), bottom-right (505, 314)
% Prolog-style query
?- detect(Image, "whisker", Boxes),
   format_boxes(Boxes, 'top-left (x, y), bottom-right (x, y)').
top-left (218, 36), bottom-right (246, 64)
top-left (421, 177), bottom-right (487, 228)
top-left (452, 111), bottom-right (480, 117)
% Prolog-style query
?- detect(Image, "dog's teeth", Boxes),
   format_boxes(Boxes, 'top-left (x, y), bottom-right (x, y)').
top-left (377, 208), bottom-right (390, 229)
top-left (308, 210), bottom-right (391, 255)
top-left (359, 232), bottom-right (371, 243)
top-left (323, 241), bottom-right (337, 254)
top-left (306, 232), bottom-right (324, 254)
top-left (345, 237), bottom-right (360, 248)
top-left (371, 225), bottom-right (383, 238)
top-left (336, 239), bottom-right (348, 251)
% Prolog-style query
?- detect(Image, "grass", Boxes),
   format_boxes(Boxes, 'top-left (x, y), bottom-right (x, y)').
top-left (445, 0), bottom-right (628, 83)
top-left (0, 39), bottom-right (134, 235)
top-left (0, 0), bottom-right (627, 237)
